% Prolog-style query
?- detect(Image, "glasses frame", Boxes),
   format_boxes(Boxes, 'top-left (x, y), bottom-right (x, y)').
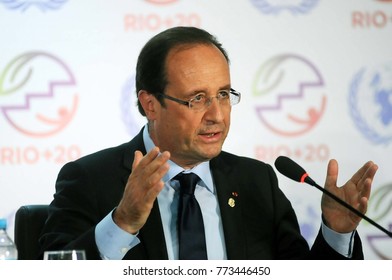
top-left (157, 88), bottom-right (241, 111)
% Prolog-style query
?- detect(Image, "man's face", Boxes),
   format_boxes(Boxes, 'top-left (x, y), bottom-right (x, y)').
top-left (150, 43), bottom-right (232, 169)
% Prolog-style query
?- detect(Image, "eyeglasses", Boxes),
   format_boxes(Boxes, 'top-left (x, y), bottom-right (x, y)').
top-left (157, 88), bottom-right (241, 111)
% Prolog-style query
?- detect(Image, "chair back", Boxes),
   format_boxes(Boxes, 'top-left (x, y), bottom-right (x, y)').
top-left (14, 205), bottom-right (48, 260)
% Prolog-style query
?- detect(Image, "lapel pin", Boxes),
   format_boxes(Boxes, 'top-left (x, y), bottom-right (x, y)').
top-left (228, 198), bottom-right (235, 208)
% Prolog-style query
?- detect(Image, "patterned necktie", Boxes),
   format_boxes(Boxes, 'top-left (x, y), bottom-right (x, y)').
top-left (176, 172), bottom-right (208, 260)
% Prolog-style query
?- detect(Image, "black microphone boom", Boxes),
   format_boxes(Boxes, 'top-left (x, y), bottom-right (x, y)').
top-left (274, 155), bottom-right (392, 238)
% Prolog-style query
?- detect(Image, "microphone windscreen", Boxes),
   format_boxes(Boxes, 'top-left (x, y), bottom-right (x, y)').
top-left (274, 156), bottom-right (307, 183)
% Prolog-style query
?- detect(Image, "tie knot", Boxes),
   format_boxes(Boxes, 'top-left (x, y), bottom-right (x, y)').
top-left (176, 172), bottom-right (200, 195)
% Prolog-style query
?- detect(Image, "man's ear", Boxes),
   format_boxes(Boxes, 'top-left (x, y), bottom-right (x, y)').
top-left (138, 90), bottom-right (158, 120)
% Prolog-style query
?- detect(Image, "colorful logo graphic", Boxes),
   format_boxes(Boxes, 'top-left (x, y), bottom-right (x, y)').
top-left (120, 75), bottom-right (145, 136)
top-left (348, 64), bottom-right (392, 144)
top-left (0, 52), bottom-right (78, 137)
top-left (0, 0), bottom-right (67, 12)
top-left (366, 183), bottom-right (392, 259)
top-left (144, 0), bottom-right (179, 4)
top-left (249, 0), bottom-right (319, 15)
top-left (253, 54), bottom-right (326, 137)
top-left (298, 204), bottom-right (319, 243)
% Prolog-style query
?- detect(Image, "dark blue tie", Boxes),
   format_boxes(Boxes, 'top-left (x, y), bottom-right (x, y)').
top-left (176, 172), bottom-right (207, 260)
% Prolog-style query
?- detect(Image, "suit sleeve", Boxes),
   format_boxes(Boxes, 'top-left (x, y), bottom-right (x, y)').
top-left (38, 161), bottom-right (104, 259)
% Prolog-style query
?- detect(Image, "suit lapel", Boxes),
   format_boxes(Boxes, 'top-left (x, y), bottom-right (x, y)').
top-left (122, 128), bottom-right (168, 259)
top-left (211, 154), bottom-right (247, 259)
top-left (139, 201), bottom-right (168, 259)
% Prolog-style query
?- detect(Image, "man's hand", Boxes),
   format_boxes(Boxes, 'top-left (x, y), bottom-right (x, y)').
top-left (114, 147), bottom-right (170, 234)
top-left (321, 159), bottom-right (378, 233)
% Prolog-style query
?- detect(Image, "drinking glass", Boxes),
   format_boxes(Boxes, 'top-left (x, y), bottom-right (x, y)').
top-left (43, 250), bottom-right (86, 260)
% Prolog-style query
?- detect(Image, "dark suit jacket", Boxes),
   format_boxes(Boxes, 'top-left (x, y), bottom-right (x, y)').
top-left (38, 129), bottom-right (363, 260)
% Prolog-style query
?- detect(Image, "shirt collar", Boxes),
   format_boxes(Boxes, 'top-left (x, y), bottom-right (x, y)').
top-left (142, 125), bottom-right (214, 193)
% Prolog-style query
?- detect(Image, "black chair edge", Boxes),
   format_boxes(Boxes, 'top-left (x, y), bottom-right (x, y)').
top-left (14, 204), bottom-right (49, 260)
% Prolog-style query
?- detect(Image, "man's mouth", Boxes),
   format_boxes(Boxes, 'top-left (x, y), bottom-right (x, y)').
top-left (200, 131), bottom-right (221, 140)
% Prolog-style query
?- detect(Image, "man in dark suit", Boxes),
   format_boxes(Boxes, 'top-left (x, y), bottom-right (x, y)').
top-left (39, 26), bottom-right (378, 260)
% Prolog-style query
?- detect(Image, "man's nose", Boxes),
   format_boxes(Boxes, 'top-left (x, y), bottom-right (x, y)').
top-left (204, 97), bottom-right (225, 120)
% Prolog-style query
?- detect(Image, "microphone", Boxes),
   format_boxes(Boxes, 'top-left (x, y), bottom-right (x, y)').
top-left (274, 155), bottom-right (392, 238)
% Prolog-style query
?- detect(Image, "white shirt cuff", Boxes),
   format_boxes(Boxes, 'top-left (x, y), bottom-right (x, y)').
top-left (95, 209), bottom-right (140, 259)
top-left (321, 222), bottom-right (355, 258)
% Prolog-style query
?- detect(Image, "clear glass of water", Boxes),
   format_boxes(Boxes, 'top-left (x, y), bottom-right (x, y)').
top-left (43, 250), bottom-right (86, 260)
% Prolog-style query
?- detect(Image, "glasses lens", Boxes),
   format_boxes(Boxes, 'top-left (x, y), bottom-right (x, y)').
top-left (188, 90), bottom-right (241, 110)
top-left (230, 90), bottom-right (241, 105)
